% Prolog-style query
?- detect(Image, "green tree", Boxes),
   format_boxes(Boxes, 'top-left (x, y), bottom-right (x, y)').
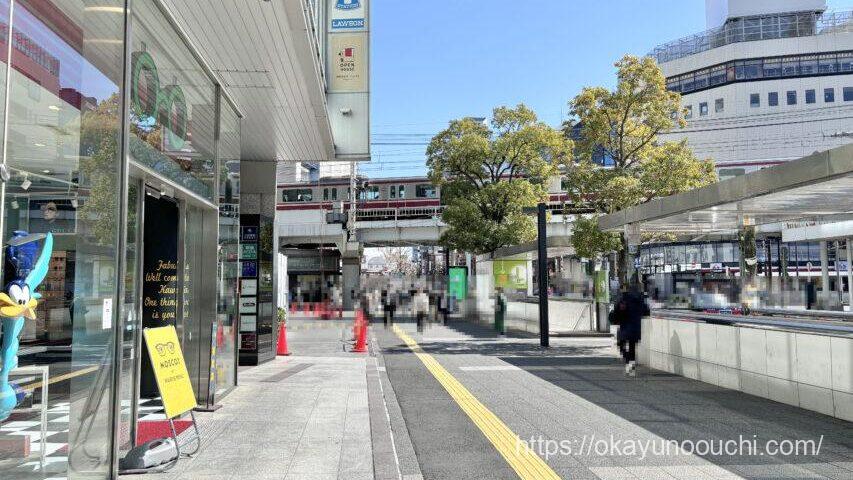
top-left (427, 105), bottom-right (572, 254)
top-left (565, 55), bottom-right (717, 284)
top-left (78, 93), bottom-right (122, 246)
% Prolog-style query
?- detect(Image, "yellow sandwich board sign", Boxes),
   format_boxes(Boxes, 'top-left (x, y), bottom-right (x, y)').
top-left (143, 326), bottom-right (197, 419)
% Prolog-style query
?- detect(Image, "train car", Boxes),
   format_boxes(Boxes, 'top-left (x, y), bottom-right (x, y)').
top-left (276, 175), bottom-right (587, 220)
top-left (276, 176), bottom-right (443, 220)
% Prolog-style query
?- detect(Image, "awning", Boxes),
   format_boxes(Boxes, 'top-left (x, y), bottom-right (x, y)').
top-left (598, 144), bottom-right (853, 235)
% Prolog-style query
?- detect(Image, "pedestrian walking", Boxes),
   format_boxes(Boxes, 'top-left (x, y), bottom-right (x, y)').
top-left (609, 284), bottom-right (650, 377)
top-left (414, 288), bottom-right (429, 333)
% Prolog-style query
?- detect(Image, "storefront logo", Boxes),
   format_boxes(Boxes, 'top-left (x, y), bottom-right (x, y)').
top-left (335, 0), bottom-right (361, 10)
top-left (131, 51), bottom-right (189, 150)
top-left (332, 18), bottom-right (365, 29)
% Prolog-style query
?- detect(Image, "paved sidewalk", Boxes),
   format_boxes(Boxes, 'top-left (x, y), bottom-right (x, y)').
top-left (374, 318), bottom-right (853, 480)
top-left (128, 318), bottom-right (377, 480)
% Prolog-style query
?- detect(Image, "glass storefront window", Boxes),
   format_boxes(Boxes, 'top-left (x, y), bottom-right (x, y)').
top-left (1, 1), bottom-right (126, 478)
top-left (129, 2), bottom-right (217, 201)
top-left (216, 100), bottom-right (240, 397)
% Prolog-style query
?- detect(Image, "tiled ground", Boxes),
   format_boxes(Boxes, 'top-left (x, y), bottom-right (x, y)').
top-left (126, 317), bottom-right (376, 480)
top-left (1, 398), bottom-right (166, 480)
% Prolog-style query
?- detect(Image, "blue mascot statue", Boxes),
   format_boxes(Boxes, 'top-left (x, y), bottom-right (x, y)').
top-left (0, 231), bottom-right (52, 421)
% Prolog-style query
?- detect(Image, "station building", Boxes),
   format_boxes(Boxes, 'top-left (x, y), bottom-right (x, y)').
top-left (633, 0), bottom-right (853, 305)
top-left (0, 1), bottom-right (366, 478)
top-left (655, 0), bottom-right (853, 178)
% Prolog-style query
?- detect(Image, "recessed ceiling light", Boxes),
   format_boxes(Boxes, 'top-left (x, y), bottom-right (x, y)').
top-left (83, 6), bottom-right (125, 13)
top-left (34, 143), bottom-right (45, 147)
top-left (42, 169), bottom-right (51, 174)
top-left (48, 105), bottom-right (60, 111)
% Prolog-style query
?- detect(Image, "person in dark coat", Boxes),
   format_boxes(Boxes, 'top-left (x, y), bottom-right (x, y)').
top-left (610, 284), bottom-right (650, 376)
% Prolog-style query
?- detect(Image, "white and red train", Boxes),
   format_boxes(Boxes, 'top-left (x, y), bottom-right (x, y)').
top-left (276, 176), bottom-right (581, 220)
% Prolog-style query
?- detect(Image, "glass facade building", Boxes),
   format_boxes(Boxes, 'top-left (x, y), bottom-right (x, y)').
top-left (0, 2), bottom-right (241, 479)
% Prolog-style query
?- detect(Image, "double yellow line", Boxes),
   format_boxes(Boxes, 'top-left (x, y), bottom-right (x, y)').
top-left (392, 325), bottom-right (561, 480)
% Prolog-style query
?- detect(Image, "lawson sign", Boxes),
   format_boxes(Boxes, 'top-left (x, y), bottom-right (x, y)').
top-left (332, 18), bottom-right (365, 29)
top-left (330, 0), bottom-right (365, 30)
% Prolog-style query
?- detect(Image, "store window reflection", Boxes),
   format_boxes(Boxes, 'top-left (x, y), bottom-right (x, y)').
top-left (1, 1), bottom-right (125, 479)
top-left (129, 1), bottom-right (216, 200)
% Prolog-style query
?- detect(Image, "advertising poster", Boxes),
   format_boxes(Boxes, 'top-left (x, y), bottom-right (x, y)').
top-left (239, 297), bottom-right (257, 314)
top-left (241, 261), bottom-right (258, 277)
top-left (241, 226), bottom-right (259, 242)
top-left (28, 198), bottom-right (76, 234)
top-left (240, 315), bottom-right (257, 333)
top-left (143, 326), bottom-right (197, 419)
top-left (493, 260), bottom-right (528, 290)
top-left (448, 266), bottom-right (468, 300)
top-left (329, 34), bottom-right (367, 92)
top-left (241, 278), bottom-right (258, 296)
top-left (240, 243), bottom-right (258, 260)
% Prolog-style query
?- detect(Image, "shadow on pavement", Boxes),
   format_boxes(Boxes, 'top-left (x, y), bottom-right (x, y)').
top-left (379, 315), bottom-right (853, 479)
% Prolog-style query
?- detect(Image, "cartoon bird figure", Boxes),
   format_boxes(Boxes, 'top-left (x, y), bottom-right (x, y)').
top-left (0, 232), bottom-right (52, 421)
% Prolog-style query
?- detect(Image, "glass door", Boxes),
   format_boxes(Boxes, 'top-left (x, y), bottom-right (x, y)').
top-left (117, 178), bottom-right (142, 459)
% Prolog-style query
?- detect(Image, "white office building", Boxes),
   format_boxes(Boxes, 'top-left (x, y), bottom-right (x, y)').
top-left (654, 0), bottom-right (853, 178)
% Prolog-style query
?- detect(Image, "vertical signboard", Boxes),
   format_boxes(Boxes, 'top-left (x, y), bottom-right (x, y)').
top-left (326, 0), bottom-right (370, 159)
top-left (141, 196), bottom-right (180, 397)
top-left (448, 266), bottom-right (468, 300)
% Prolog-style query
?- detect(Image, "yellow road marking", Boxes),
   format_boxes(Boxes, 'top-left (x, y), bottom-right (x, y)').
top-left (392, 325), bottom-right (561, 480)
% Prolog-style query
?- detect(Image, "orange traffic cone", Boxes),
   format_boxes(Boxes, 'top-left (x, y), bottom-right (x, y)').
top-left (353, 312), bottom-right (368, 353)
top-left (276, 322), bottom-right (291, 356)
top-left (353, 316), bottom-right (358, 340)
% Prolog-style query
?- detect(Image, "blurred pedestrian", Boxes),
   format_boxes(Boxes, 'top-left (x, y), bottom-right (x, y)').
top-left (414, 288), bottom-right (429, 332)
top-left (609, 283), bottom-right (650, 377)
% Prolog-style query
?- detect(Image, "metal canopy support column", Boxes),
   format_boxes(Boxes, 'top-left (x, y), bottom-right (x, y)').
top-left (342, 256), bottom-right (361, 311)
top-left (847, 238), bottom-right (853, 307)
top-left (537, 203), bottom-right (549, 348)
top-left (624, 224), bottom-right (641, 287)
top-left (820, 240), bottom-right (831, 306)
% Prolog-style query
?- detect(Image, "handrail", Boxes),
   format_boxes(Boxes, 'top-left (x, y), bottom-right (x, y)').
top-left (752, 307), bottom-right (853, 321)
top-left (653, 309), bottom-right (853, 336)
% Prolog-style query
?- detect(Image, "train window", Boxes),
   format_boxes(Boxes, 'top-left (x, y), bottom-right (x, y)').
top-left (398, 185), bottom-right (406, 198)
top-left (359, 186), bottom-right (380, 200)
top-left (282, 188), bottom-right (313, 202)
top-left (416, 184), bottom-right (436, 198)
top-left (331, 188), bottom-right (338, 200)
top-left (323, 188), bottom-right (329, 201)
top-left (390, 186), bottom-right (396, 199)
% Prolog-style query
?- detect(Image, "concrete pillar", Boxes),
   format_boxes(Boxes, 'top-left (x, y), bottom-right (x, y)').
top-left (342, 256), bottom-right (361, 310)
top-left (820, 240), bottom-right (831, 306)
top-left (847, 239), bottom-right (853, 309)
top-left (624, 224), bottom-right (641, 287)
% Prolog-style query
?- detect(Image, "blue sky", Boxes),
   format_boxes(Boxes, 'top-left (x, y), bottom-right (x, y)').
top-left (367, 0), bottom-right (853, 178)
